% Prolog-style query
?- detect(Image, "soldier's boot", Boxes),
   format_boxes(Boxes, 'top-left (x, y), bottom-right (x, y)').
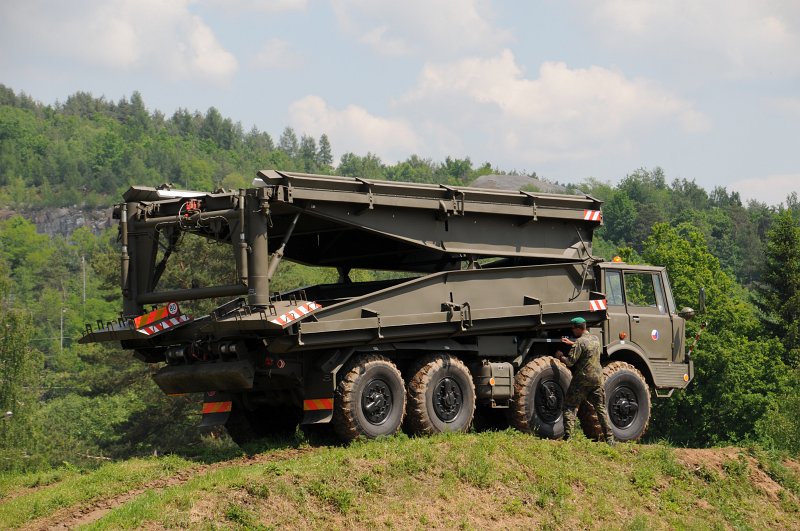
top-left (594, 406), bottom-right (617, 445)
top-left (591, 390), bottom-right (617, 445)
top-left (562, 406), bottom-right (578, 441)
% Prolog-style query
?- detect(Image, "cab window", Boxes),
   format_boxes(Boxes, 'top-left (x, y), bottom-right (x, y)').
top-left (624, 272), bottom-right (664, 312)
top-left (605, 270), bottom-right (624, 306)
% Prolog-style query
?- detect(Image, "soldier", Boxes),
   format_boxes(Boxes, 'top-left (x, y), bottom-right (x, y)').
top-left (555, 317), bottom-right (616, 445)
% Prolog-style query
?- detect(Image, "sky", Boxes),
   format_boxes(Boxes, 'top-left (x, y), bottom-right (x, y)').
top-left (1, 0), bottom-right (798, 205)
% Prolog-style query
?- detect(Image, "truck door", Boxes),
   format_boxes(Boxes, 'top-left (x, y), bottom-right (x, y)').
top-left (623, 271), bottom-right (673, 360)
top-left (602, 269), bottom-right (629, 347)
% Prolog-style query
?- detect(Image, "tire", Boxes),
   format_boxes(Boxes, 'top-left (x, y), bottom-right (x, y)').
top-left (225, 404), bottom-right (301, 446)
top-left (332, 354), bottom-right (406, 442)
top-left (510, 356), bottom-right (572, 439)
top-left (405, 354), bottom-right (476, 435)
top-left (603, 361), bottom-right (651, 441)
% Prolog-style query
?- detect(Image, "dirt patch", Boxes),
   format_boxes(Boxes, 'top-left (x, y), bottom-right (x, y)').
top-left (675, 448), bottom-right (784, 501)
top-left (783, 459), bottom-right (800, 476)
top-left (21, 447), bottom-right (318, 531)
top-left (674, 447), bottom-right (741, 473)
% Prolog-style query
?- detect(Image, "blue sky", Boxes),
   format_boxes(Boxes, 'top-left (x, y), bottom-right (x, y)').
top-left (1, 0), bottom-right (798, 205)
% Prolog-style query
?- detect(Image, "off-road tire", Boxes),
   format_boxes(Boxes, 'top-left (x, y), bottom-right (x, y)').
top-left (510, 356), bottom-right (572, 439)
top-left (602, 361), bottom-right (651, 441)
top-left (332, 354), bottom-right (405, 442)
top-left (405, 354), bottom-right (476, 435)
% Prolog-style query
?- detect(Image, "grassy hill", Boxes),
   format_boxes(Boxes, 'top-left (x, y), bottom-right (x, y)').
top-left (1, 432), bottom-right (798, 530)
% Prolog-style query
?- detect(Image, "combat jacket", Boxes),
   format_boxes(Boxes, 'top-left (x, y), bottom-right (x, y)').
top-left (562, 333), bottom-right (603, 385)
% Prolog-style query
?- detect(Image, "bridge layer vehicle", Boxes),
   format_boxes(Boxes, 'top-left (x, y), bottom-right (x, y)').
top-left (81, 170), bottom-right (695, 443)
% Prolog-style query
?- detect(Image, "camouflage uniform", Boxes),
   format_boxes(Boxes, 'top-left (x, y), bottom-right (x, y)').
top-left (560, 333), bottom-right (613, 440)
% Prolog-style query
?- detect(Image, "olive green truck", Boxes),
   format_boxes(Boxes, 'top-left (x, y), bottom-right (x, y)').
top-left (81, 170), bottom-right (696, 444)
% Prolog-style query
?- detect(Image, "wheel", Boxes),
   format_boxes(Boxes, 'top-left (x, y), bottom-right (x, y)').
top-left (332, 354), bottom-right (406, 442)
top-left (510, 356), bottom-right (572, 439)
top-left (603, 361), bottom-right (651, 441)
top-left (225, 404), bottom-right (301, 446)
top-left (405, 354), bottom-right (476, 435)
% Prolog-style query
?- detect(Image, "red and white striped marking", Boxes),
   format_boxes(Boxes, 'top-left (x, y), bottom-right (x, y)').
top-left (138, 314), bottom-right (191, 336)
top-left (583, 209), bottom-right (602, 221)
top-left (270, 301), bottom-right (322, 326)
top-left (589, 299), bottom-right (608, 311)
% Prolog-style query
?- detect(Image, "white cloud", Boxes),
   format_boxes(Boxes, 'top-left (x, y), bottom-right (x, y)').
top-left (200, 0), bottom-right (307, 13)
top-left (770, 97), bottom-right (800, 117)
top-left (398, 50), bottom-right (709, 164)
top-left (252, 38), bottom-right (303, 69)
top-left (359, 26), bottom-right (411, 57)
top-left (331, 0), bottom-right (511, 57)
top-left (0, 0), bottom-right (237, 84)
top-left (288, 95), bottom-right (420, 162)
top-left (729, 174), bottom-right (800, 206)
top-left (579, 0), bottom-right (800, 78)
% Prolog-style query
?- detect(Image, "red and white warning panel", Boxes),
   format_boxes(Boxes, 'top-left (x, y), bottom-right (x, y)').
top-left (270, 301), bottom-right (322, 327)
top-left (589, 299), bottom-right (608, 311)
top-left (138, 315), bottom-right (191, 336)
top-left (583, 209), bottom-right (602, 222)
top-left (134, 302), bottom-right (192, 337)
top-left (199, 392), bottom-right (233, 427)
top-left (304, 398), bottom-right (333, 411)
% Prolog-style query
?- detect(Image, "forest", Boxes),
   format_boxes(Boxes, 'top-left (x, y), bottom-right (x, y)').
top-left (1, 84), bottom-right (798, 470)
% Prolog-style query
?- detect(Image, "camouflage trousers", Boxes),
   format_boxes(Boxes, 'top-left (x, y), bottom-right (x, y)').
top-left (562, 379), bottom-right (613, 440)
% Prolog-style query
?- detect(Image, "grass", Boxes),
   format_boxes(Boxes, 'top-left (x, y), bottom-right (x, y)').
top-left (1, 431), bottom-right (798, 529)
top-left (0, 455), bottom-right (193, 529)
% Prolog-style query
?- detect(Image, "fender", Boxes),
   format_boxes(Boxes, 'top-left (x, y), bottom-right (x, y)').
top-left (604, 341), bottom-right (656, 388)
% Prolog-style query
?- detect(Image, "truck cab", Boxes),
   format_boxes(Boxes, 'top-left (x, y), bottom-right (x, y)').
top-left (598, 262), bottom-right (693, 392)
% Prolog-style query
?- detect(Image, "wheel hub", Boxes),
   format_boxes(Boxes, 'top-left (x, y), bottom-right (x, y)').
top-left (535, 379), bottom-right (563, 423)
top-left (433, 377), bottom-right (463, 422)
top-left (361, 378), bottom-right (393, 425)
top-left (610, 385), bottom-right (639, 429)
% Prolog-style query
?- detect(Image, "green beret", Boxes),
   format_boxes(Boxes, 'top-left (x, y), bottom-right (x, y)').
top-left (570, 317), bottom-right (587, 325)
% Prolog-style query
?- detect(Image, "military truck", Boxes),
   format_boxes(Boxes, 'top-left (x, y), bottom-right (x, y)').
top-left (81, 170), bottom-right (696, 444)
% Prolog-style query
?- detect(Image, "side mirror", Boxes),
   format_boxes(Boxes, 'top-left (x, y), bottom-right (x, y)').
top-left (698, 287), bottom-right (706, 313)
top-left (678, 307), bottom-right (696, 320)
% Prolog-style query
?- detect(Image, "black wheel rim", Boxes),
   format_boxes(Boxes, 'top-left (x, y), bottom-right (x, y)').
top-left (361, 378), bottom-right (393, 425)
top-left (535, 379), bottom-right (564, 423)
top-left (609, 385), bottom-right (639, 429)
top-left (433, 377), bottom-right (463, 422)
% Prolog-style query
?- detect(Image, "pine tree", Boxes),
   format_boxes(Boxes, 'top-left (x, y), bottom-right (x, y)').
top-left (298, 134), bottom-right (318, 173)
top-left (317, 133), bottom-right (333, 171)
top-left (278, 127), bottom-right (299, 159)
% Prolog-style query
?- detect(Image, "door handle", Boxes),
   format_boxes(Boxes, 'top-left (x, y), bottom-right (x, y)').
top-left (632, 315), bottom-right (640, 323)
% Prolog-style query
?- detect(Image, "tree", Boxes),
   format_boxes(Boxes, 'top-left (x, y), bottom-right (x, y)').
top-left (298, 134), bottom-right (318, 173)
top-left (0, 258), bottom-right (43, 468)
top-left (642, 223), bottom-right (788, 446)
top-left (278, 127), bottom-right (299, 159)
top-left (316, 133), bottom-right (333, 171)
top-left (757, 209), bottom-right (800, 367)
top-left (337, 152), bottom-right (384, 180)
top-left (602, 192), bottom-right (637, 244)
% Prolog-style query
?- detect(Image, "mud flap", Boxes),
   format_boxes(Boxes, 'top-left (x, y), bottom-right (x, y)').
top-left (199, 391), bottom-right (232, 427)
top-left (301, 368), bottom-right (335, 425)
